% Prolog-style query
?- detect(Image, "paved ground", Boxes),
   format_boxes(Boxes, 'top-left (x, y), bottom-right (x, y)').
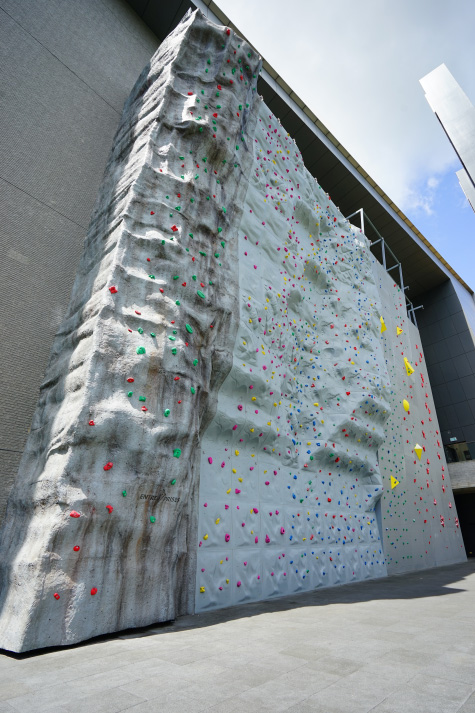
top-left (1, 561), bottom-right (475, 713)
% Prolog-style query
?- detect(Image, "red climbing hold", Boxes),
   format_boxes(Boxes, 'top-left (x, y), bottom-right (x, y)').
top-left (106, 505), bottom-right (113, 514)
top-left (90, 587), bottom-right (98, 596)
top-left (127, 378), bottom-right (134, 383)
top-left (70, 511), bottom-right (80, 518)
top-left (225, 27), bottom-right (231, 35)
top-left (103, 462), bottom-right (113, 471)
top-left (88, 420), bottom-right (95, 426)
top-left (53, 593), bottom-right (60, 600)
top-left (171, 225), bottom-right (178, 232)
top-left (73, 546), bottom-right (80, 552)
top-left (109, 286), bottom-right (118, 294)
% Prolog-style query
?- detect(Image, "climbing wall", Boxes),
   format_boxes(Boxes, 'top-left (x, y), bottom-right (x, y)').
top-left (0, 9), bottom-right (465, 652)
top-left (372, 262), bottom-right (465, 573)
top-left (0, 10), bottom-right (262, 652)
top-left (195, 100), bottom-right (465, 611)
top-left (196, 101), bottom-right (393, 611)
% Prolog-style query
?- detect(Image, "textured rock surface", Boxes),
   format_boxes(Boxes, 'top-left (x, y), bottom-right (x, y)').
top-left (0, 10), bottom-right (261, 652)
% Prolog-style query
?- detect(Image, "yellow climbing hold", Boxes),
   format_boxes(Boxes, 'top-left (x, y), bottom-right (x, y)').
top-left (414, 443), bottom-right (423, 460)
top-left (390, 476), bottom-right (400, 489)
top-left (380, 316), bottom-right (387, 333)
top-left (215, 518), bottom-right (220, 524)
top-left (396, 326), bottom-right (403, 336)
top-left (404, 357), bottom-right (415, 375)
top-left (235, 450), bottom-right (239, 456)
top-left (200, 586), bottom-right (205, 593)
top-left (203, 534), bottom-right (208, 540)
top-left (403, 399), bottom-right (410, 412)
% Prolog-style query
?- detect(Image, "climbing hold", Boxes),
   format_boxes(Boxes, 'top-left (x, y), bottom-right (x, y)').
top-left (173, 448), bottom-right (181, 458)
top-left (197, 290), bottom-right (205, 298)
top-left (90, 588), bottom-right (98, 596)
top-left (396, 326), bottom-right (403, 335)
top-left (403, 399), bottom-right (410, 412)
top-left (103, 462), bottom-right (113, 471)
top-left (70, 511), bottom-right (80, 518)
top-left (73, 546), bottom-right (80, 552)
top-left (109, 286), bottom-right (118, 294)
top-left (88, 420), bottom-right (95, 426)
top-left (53, 593), bottom-right (60, 600)
top-left (390, 476), bottom-right (400, 489)
top-left (414, 444), bottom-right (423, 460)
top-left (136, 346), bottom-right (146, 354)
top-left (150, 516), bottom-right (156, 523)
top-left (164, 409), bottom-right (170, 417)
top-left (225, 533), bottom-right (230, 542)
top-left (106, 505), bottom-right (113, 514)
top-left (122, 490), bottom-right (127, 497)
top-left (185, 324), bottom-right (193, 333)
top-left (404, 357), bottom-right (415, 375)
top-left (380, 316), bottom-right (386, 333)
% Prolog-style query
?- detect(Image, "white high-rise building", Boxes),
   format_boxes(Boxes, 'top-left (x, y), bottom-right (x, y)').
top-left (420, 64), bottom-right (475, 212)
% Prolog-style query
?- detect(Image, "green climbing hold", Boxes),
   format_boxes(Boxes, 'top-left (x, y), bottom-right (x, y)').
top-left (192, 275), bottom-right (197, 281)
top-left (171, 479), bottom-right (177, 485)
top-left (185, 324), bottom-right (193, 333)
top-left (122, 490), bottom-right (127, 497)
top-left (150, 332), bottom-right (156, 338)
top-left (214, 252), bottom-right (219, 258)
top-left (217, 227), bottom-right (222, 233)
top-left (164, 409), bottom-right (170, 417)
top-left (171, 347), bottom-right (177, 355)
top-left (139, 396), bottom-right (146, 402)
top-left (173, 275), bottom-right (179, 280)
top-left (138, 327), bottom-right (143, 334)
top-left (173, 448), bottom-right (181, 458)
top-left (136, 347), bottom-right (146, 354)
top-left (197, 290), bottom-right (205, 299)
top-left (127, 391), bottom-right (133, 397)
top-left (190, 386), bottom-right (196, 395)
top-left (169, 336), bottom-right (176, 341)
top-left (149, 275), bottom-right (155, 279)
top-left (150, 516), bottom-right (156, 523)
top-left (176, 300), bottom-right (181, 306)
top-left (193, 359), bottom-right (198, 366)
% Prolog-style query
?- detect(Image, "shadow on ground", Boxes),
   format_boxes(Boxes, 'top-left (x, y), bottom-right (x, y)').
top-left (3, 559), bottom-right (474, 660)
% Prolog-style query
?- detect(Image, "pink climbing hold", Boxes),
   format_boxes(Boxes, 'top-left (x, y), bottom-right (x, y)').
top-left (237, 581), bottom-right (241, 587)
top-left (237, 404), bottom-right (243, 411)
top-left (208, 457), bottom-right (213, 464)
top-left (280, 527), bottom-right (285, 535)
top-left (265, 534), bottom-right (270, 543)
top-left (255, 535), bottom-right (259, 543)
top-left (221, 462), bottom-right (225, 468)
top-left (225, 533), bottom-right (230, 542)
top-left (235, 488), bottom-right (241, 494)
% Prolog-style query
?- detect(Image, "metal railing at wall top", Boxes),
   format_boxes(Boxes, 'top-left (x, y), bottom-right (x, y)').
top-left (345, 208), bottom-right (423, 327)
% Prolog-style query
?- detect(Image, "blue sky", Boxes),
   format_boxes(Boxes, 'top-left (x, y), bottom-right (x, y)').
top-left (216, 0), bottom-right (475, 289)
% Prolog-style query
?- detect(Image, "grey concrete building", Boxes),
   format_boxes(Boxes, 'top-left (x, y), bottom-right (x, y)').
top-left (1, 0), bottom-right (475, 564)
top-left (420, 63), bottom-right (475, 213)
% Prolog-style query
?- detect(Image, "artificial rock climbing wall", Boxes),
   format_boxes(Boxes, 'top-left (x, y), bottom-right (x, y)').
top-left (0, 9), bottom-right (465, 652)
top-left (194, 101), bottom-right (465, 611)
top-left (0, 10), bottom-right (261, 652)
top-left (373, 262), bottom-right (465, 573)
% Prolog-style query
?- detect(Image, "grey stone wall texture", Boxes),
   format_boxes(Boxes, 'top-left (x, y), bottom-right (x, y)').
top-left (0, 8), bottom-right (464, 653)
